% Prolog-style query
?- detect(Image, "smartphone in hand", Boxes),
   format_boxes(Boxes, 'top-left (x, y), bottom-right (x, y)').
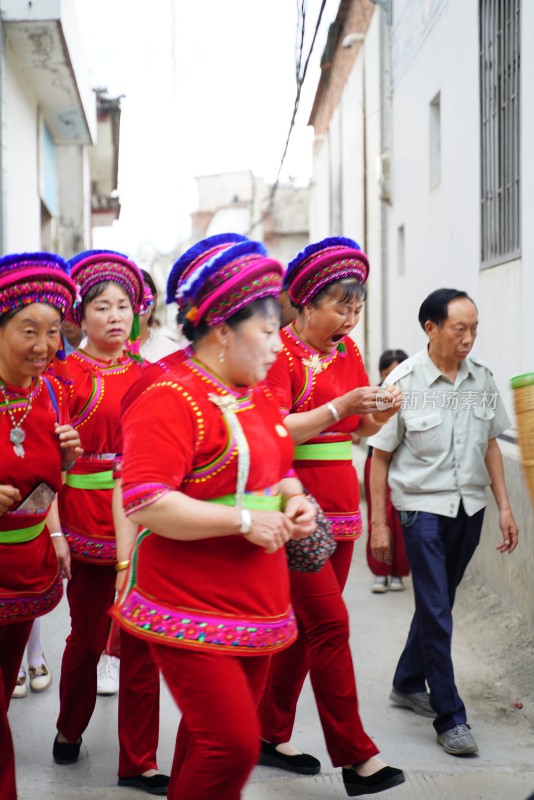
top-left (16, 482), bottom-right (56, 512)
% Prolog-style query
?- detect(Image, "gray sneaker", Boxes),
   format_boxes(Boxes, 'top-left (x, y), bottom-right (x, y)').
top-left (437, 724), bottom-right (478, 755)
top-left (371, 575), bottom-right (388, 593)
top-left (389, 687), bottom-right (436, 718)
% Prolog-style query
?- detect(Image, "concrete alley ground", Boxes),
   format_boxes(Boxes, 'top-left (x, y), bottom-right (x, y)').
top-left (10, 446), bottom-right (534, 800)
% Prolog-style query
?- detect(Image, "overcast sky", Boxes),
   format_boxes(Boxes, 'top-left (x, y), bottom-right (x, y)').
top-left (73, 0), bottom-right (339, 257)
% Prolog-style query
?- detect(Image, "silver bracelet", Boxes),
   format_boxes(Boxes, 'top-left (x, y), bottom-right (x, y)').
top-left (49, 532), bottom-right (65, 539)
top-left (239, 508), bottom-right (252, 534)
top-left (327, 402), bottom-right (340, 423)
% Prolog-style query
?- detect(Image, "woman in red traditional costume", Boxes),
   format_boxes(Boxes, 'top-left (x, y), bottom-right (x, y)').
top-left (364, 349), bottom-right (410, 594)
top-left (112, 239), bottom-right (317, 800)
top-left (100, 236), bottom-right (249, 698)
top-left (95, 269), bottom-right (178, 699)
top-left (52, 250), bottom-right (168, 795)
top-left (0, 252), bottom-right (81, 800)
top-left (117, 233), bottom-right (249, 408)
top-left (258, 237), bottom-right (406, 797)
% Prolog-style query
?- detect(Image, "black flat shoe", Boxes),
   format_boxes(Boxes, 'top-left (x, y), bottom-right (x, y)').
top-left (117, 773), bottom-right (169, 795)
top-left (52, 733), bottom-right (82, 764)
top-left (258, 740), bottom-right (321, 775)
top-left (342, 765), bottom-right (406, 796)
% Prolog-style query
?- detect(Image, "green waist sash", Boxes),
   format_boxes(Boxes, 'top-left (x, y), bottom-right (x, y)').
top-left (65, 470), bottom-right (115, 490)
top-left (208, 493), bottom-right (282, 511)
top-left (0, 520), bottom-right (46, 543)
top-left (294, 440), bottom-right (353, 461)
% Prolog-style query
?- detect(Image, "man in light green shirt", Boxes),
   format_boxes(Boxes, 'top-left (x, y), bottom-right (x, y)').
top-left (368, 288), bottom-right (518, 757)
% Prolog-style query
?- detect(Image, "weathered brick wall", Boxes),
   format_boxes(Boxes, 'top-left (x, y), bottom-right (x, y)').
top-left (310, 0), bottom-right (376, 138)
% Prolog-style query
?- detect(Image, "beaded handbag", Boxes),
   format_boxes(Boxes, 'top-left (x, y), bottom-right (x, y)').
top-left (285, 493), bottom-right (336, 573)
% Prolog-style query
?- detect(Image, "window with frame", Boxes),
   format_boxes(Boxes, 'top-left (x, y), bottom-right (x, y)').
top-left (479, 0), bottom-right (521, 268)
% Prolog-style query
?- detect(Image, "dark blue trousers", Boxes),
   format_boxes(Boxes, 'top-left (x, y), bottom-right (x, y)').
top-left (393, 503), bottom-right (484, 733)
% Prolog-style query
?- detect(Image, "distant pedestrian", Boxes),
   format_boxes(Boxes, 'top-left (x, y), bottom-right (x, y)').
top-left (138, 269), bottom-right (177, 361)
top-left (369, 288), bottom-right (518, 756)
top-left (363, 349), bottom-right (410, 594)
top-left (60, 319), bottom-right (83, 355)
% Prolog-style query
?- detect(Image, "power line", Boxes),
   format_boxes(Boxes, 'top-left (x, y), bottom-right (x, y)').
top-left (272, 0), bottom-right (327, 202)
top-left (295, 0), bottom-right (306, 85)
top-left (247, 0), bottom-right (327, 236)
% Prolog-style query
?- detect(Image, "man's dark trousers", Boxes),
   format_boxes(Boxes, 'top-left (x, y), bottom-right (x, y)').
top-left (393, 503), bottom-right (484, 733)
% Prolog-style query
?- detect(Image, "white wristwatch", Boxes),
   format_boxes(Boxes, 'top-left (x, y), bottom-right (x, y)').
top-left (239, 507), bottom-right (252, 534)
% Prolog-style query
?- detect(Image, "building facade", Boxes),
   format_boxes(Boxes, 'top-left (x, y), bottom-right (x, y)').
top-left (0, 0), bottom-right (120, 258)
top-left (308, 0), bottom-right (534, 622)
top-left (192, 169), bottom-right (310, 266)
top-left (146, 169), bottom-right (310, 335)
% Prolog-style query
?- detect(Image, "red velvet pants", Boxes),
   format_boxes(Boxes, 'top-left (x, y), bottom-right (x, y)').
top-left (0, 620), bottom-right (33, 800)
top-left (56, 559), bottom-right (159, 775)
top-left (364, 454), bottom-right (410, 578)
top-left (258, 541), bottom-right (379, 767)
top-left (150, 644), bottom-right (270, 800)
top-left (105, 618), bottom-right (122, 658)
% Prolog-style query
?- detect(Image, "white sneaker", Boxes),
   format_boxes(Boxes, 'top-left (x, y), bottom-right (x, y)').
top-left (389, 576), bottom-right (405, 592)
top-left (371, 575), bottom-right (388, 593)
top-left (97, 654), bottom-right (120, 696)
top-left (12, 669), bottom-right (27, 699)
